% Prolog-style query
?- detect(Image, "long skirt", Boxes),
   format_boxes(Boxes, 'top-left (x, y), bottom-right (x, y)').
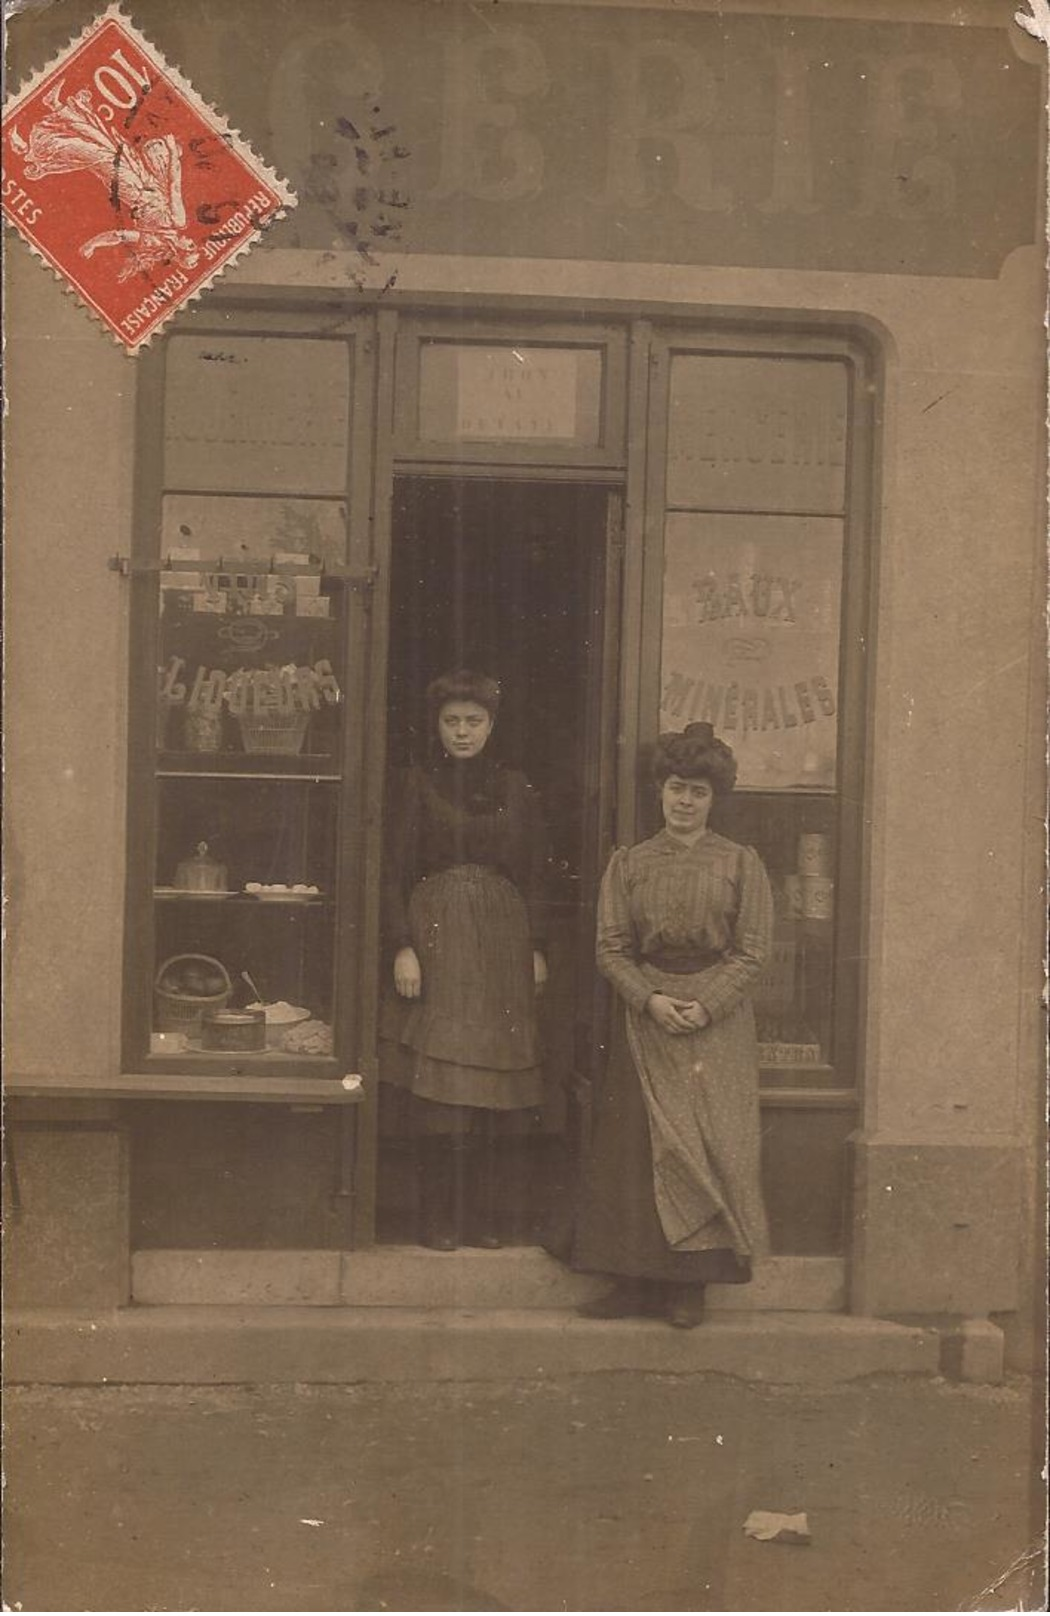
top-left (570, 971), bottom-right (768, 1284)
top-left (379, 864), bottom-right (546, 1119)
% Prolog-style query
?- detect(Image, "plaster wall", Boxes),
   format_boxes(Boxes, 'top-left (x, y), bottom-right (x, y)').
top-left (4, 252), bottom-right (134, 1081)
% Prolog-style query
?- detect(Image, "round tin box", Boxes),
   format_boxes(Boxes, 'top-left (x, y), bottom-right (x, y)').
top-left (201, 1008), bottom-right (266, 1052)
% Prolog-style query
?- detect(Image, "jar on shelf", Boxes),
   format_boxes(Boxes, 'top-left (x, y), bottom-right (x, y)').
top-left (184, 707), bottom-right (223, 752)
top-left (174, 841), bottom-right (228, 892)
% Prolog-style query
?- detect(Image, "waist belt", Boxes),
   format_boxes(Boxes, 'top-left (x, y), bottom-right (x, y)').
top-left (641, 950), bottom-right (722, 974)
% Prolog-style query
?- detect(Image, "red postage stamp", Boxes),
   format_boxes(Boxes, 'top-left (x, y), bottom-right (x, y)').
top-left (1, 5), bottom-right (295, 352)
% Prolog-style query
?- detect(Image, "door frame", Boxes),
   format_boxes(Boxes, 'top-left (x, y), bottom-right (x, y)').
top-left (350, 307), bottom-right (634, 1247)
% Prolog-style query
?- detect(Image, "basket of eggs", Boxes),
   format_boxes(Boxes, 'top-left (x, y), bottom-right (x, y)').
top-left (154, 954), bottom-right (232, 1034)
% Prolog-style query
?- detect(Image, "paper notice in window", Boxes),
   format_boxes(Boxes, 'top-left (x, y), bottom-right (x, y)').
top-left (455, 348), bottom-right (578, 441)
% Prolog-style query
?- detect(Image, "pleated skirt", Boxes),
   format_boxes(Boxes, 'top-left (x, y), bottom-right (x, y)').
top-left (379, 864), bottom-right (546, 1115)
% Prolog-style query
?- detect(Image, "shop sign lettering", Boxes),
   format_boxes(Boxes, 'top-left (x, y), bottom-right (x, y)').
top-left (660, 515), bottom-right (843, 790)
top-left (158, 657), bottom-right (341, 716)
top-left (260, 4), bottom-right (1038, 277)
top-left (661, 673), bottom-right (837, 734)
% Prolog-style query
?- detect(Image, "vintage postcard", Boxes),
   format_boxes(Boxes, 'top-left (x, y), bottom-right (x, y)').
top-left (3, 0), bottom-right (1046, 1611)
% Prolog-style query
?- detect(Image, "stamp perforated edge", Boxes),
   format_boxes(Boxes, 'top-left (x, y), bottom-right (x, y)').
top-left (2, 2), bottom-right (298, 353)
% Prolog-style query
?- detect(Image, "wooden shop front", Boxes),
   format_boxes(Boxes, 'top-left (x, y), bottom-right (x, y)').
top-left (112, 300), bottom-right (874, 1274)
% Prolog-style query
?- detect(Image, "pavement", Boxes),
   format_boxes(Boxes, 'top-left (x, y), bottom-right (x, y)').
top-left (4, 1372), bottom-right (1045, 1612)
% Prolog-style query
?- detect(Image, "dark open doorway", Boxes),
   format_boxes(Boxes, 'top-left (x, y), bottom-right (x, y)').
top-left (377, 475), bottom-right (619, 1245)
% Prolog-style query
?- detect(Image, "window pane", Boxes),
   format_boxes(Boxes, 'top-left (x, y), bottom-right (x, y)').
top-left (661, 508), bottom-right (844, 1073)
top-left (151, 532), bottom-right (345, 1065)
top-left (719, 793), bottom-right (838, 1070)
top-left (418, 343), bottom-right (603, 444)
top-left (164, 336), bottom-right (351, 493)
top-left (152, 779), bottom-right (339, 1061)
top-left (661, 512), bottom-right (843, 791)
top-left (156, 557), bottom-right (344, 766)
top-left (161, 495), bottom-right (348, 569)
top-left (667, 355), bottom-right (847, 514)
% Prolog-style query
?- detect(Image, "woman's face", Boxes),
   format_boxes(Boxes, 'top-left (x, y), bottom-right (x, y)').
top-left (661, 773), bottom-right (714, 837)
top-left (438, 700), bottom-right (494, 758)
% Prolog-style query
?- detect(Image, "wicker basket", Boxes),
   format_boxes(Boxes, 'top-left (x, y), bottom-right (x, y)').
top-left (154, 954), bottom-right (232, 1034)
top-left (238, 710), bottom-right (310, 756)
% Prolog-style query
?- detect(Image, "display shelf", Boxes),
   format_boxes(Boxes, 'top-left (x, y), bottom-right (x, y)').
top-left (147, 1047), bottom-right (336, 1066)
top-left (7, 1071), bottom-right (361, 1106)
top-left (733, 785), bottom-right (838, 798)
top-left (153, 891), bottom-right (331, 906)
top-left (758, 1062), bottom-right (839, 1087)
top-left (757, 1087), bottom-right (857, 1111)
top-left (156, 752), bottom-right (341, 780)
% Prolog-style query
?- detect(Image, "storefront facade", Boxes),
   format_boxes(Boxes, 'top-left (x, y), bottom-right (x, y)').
top-left (6, 0), bottom-right (1045, 1376)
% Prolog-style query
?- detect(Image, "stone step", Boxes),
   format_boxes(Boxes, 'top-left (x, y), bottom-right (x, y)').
top-left (7, 1305), bottom-right (939, 1386)
top-left (131, 1247), bottom-right (847, 1312)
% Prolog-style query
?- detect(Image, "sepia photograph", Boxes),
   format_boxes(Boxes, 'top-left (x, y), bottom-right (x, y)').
top-left (2, 0), bottom-right (1047, 1609)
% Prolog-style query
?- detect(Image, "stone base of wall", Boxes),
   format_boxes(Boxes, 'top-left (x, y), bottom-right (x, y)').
top-left (4, 1101), bottom-right (130, 1309)
top-left (849, 1133), bottom-right (1022, 1317)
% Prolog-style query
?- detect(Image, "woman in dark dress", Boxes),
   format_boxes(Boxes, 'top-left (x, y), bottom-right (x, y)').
top-left (572, 723), bottom-right (773, 1328)
top-left (380, 670), bottom-right (550, 1250)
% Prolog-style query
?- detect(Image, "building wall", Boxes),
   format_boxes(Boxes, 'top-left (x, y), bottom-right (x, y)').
top-left (5, 251), bottom-right (133, 1082)
top-left (4, 0), bottom-right (1045, 1342)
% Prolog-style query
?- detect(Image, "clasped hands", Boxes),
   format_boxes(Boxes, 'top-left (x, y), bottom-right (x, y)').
top-left (646, 992), bottom-right (711, 1035)
top-left (394, 945), bottom-right (548, 999)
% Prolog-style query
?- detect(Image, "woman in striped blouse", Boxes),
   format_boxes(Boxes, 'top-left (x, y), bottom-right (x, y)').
top-left (572, 722), bottom-right (773, 1329)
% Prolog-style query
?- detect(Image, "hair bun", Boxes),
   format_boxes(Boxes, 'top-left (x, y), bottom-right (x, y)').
top-left (652, 722), bottom-right (737, 795)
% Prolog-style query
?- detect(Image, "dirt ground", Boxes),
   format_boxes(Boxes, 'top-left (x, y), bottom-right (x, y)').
top-left (3, 1372), bottom-right (1045, 1612)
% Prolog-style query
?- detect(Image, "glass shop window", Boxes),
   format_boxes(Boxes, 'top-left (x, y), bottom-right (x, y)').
top-left (658, 352), bottom-right (854, 1077)
top-left (127, 333), bottom-right (354, 1074)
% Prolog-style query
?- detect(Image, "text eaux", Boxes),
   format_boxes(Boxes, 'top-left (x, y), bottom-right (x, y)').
top-left (690, 572), bottom-right (802, 624)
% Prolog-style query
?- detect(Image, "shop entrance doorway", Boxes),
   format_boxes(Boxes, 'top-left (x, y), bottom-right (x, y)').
top-left (376, 475), bottom-right (621, 1245)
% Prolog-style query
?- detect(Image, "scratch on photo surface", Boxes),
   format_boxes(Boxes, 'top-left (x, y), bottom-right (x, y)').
top-left (957, 1541), bottom-right (1045, 1609)
top-left (950, 656), bottom-right (1028, 707)
top-left (469, 3), bottom-right (500, 34)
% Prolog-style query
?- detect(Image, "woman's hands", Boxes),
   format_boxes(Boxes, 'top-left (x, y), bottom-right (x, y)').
top-left (646, 993), bottom-right (710, 1034)
top-left (394, 946), bottom-right (422, 999)
top-left (395, 947), bottom-right (547, 998)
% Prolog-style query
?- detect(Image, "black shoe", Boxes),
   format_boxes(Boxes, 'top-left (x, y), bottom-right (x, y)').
top-left (577, 1280), bottom-right (663, 1320)
top-left (665, 1283), bottom-right (706, 1329)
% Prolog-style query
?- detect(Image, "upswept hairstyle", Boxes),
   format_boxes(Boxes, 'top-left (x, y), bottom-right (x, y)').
top-left (426, 668), bottom-right (502, 722)
top-left (652, 722), bottom-right (738, 796)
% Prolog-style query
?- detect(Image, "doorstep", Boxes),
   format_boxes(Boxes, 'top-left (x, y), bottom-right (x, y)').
top-left (130, 1247), bottom-right (847, 1312)
top-left (5, 1305), bottom-right (940, 1387)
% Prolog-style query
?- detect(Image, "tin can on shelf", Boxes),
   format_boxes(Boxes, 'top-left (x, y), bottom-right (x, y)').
top-left (797, 833), bottom-right (832, 876)
top-left (782, 873), bottom-right (804, 919)
top-left (201, 1008), bottom-right (266, 1052)
top-left (801, 874), bottom-right (834, 921)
